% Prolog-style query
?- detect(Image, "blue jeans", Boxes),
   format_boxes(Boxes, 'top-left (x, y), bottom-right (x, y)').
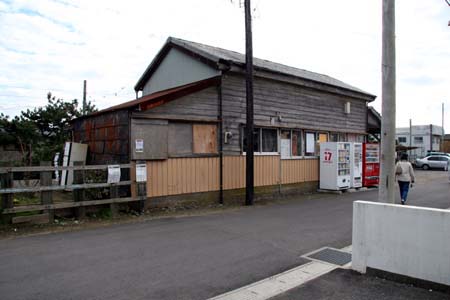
top-left (398, 181), bottom-right (410, 202)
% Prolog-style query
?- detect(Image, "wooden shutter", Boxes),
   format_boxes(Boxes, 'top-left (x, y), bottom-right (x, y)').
top-left (193, 124), bottom-right (217, 154)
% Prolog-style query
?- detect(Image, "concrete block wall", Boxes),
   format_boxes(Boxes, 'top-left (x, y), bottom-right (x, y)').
top-left (352, 201), bottom-right (450, 286)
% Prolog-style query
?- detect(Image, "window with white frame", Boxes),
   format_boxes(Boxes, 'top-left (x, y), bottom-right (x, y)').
top-left (304, 132), bottom-right (316, 156)
top-left (243, 127), bottom-right (278, 154)
top-left (398, 136), bottom-right (407, 143)
top-left (356, 135), bottom-right (366, 143)
top-left (280, 129), bottom-right (302, 158)
top-left (414, 136), bottom-right (423, 144)
top-left (304, 131), bottom-right (329, 156)
top-left (330, 132), bottom-right (347, 142)
top-left (329, 133), bottom-right (339, 142)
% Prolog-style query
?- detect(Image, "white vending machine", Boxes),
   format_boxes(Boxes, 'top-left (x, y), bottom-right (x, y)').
top-left (350, 143), bottom-right (363, 188)
top-left (320, 142), bottom-right (351, 190)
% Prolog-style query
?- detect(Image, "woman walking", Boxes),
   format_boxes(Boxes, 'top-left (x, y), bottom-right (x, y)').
top-left (395, 153), bottom-right (415, 205)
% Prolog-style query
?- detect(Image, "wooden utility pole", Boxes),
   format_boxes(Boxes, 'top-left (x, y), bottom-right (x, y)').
top-left (245, 0), bottom-right (254, 206)
top-left (83, 80), bottom-right (87, 115)
top-left (379, 0), bottom-right (396, 203)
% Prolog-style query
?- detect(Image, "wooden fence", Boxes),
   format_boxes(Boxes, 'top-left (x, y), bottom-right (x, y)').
top-left (0, 162), bottom-right (146, 224)
top-left (1, 157), bottom-right (319, 223)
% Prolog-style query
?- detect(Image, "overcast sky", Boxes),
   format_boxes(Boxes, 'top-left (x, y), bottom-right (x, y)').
top-left (0, 0), bottom-right (449, 131)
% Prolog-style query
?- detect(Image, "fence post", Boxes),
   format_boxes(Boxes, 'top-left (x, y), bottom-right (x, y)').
top-left (110, 185), bottom-right (119, 218)
top-left (137, 182), bottom-right (146, 213)
top-left (73, 161), bottom-right (86, 219)
top-left (0, 171), bottom-right (13, 224)
top-left (40, 161), bottom-right (54, 223)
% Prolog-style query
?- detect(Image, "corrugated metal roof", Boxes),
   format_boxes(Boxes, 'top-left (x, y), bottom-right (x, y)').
top-left (135, 36), bottom-right (375, 98)
top-left (73, 78), bottom-right (218, 121)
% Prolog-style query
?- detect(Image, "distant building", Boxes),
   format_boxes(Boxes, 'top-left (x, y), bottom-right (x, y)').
top-left (443, 134), bottom-right (450, 153)
top-left (396, 125), bottom-right (444, 158)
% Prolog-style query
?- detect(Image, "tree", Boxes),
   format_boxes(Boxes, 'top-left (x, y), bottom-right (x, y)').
top-left (0, 113), bottom-right (38, 166)
top-left (0, 93), bottom-right (97, 165)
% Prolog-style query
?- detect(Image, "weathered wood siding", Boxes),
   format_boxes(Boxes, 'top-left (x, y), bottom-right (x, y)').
top-left (221, 74), bottom-right (368, 155)
top-left (146, 156), bottom-right (318, 197)
top-left (141, 86), bottom-right (219, 119)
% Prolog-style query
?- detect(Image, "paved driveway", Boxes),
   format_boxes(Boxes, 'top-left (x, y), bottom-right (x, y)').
top-left (0, 170), bottom-right (448, 300)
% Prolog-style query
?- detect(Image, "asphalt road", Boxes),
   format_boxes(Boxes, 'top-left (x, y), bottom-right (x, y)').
top-left (0, 170), bottom-right (449, 300)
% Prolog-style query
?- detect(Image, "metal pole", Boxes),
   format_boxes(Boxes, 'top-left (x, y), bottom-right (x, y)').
top-left (442, 103), bottom-right (445, 151)
top-left (245, 0), bottom-right (254, 206)
top-left (218, 80), bottom-right (224, 205)
top-left (379, 0), bottom-right (396, 203)
top-left (430, 124), bottom-right (433, 152)
top-left (409, 119), bottom-right (412, 160)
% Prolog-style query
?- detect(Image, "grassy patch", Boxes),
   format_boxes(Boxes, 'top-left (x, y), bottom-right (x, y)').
top-left (13, 194), bottom-right (40, 206)
top-left (87, 208), bottom-right (112, 220)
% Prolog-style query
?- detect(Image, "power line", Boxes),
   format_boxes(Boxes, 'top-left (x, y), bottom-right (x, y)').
top-left (0, 84), bottom-right (135, 99)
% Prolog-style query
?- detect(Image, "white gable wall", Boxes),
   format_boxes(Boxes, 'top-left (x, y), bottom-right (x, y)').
top-left (142, 48), bottom-right (220, 96)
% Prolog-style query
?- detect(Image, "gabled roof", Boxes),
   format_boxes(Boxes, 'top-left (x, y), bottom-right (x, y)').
top-left (135, 37), bottom-right (376, 98)
top-left (367, 106), bottom-right (381, 134)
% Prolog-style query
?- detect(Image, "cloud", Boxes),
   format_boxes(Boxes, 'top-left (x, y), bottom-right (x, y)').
top-left (0, 0), bottom-right (449, 132)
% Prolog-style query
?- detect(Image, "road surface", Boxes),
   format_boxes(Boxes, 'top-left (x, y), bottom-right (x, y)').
top-left (0, 170), bottom-right (448, 300)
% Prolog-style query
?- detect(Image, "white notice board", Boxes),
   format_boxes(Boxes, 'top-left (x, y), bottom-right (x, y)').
top-left (107, 165), bottom-right (121, 183)
top-left (135, 139), bottom-right (144, 153)
top-left (136, 163), bottom-right (147, 182)
top-left (306, 133), bottom-right (315, 154)
top-left (281, 139), bottom-right (291, 158)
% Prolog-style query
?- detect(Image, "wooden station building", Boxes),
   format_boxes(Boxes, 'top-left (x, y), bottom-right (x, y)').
top-left (72, 37), bottom-right (378, 206)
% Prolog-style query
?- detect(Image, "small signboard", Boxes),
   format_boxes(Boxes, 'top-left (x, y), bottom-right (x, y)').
top-left (107, 165), bottom-right (121, 183)
top-left (281, 139), bottom-right (290, 158)
top-left (135, 139), bottom-right (144, 153)
top-left (136, 163), bottom-right (147, 182)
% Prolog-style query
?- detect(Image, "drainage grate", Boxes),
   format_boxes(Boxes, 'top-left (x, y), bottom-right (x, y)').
top-left (304, 248), bottom-right (352, 266)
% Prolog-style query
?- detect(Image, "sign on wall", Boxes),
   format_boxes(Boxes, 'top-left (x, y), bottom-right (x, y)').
top-left (135, 139), bottom-right (144, 153)
top-left (136, 163), bottom-right (147, 182)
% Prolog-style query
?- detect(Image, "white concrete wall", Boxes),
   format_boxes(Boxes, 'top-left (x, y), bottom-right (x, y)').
top-left (352, 201), bottom-right (450, 286)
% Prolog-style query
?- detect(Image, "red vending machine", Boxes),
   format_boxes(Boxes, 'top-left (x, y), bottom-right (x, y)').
top-left (362, 143), bottom-right (380, 187)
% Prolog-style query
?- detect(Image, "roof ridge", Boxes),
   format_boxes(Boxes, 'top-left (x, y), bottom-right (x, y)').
top-left (171, 37), bottom-right (349, 80)
top-left (136, 36), bottom-right (376, 98)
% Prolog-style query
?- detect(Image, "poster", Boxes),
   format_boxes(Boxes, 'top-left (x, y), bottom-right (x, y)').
top-left (107, 165), bottom-right (121, 183)
top-left (135, 139), bottom-right (144, 153)
top-left (306, 133), bottom-right (315, 154)
top-left (136, 163), bottom-right (147, 182)
top-left (281, 139), bottom-right (290, 158)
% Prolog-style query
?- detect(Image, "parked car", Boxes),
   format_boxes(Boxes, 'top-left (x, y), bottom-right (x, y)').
top-left (415, 155), bottom-right (449, 170)
top-left (426, 151), bottom-right (450, 157)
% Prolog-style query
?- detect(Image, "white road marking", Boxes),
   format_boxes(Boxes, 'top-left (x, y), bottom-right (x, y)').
top-left (208, 245), bottom-right (352, 300)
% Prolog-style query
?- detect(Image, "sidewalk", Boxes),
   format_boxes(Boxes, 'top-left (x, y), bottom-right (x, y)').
top-left (270, 268), bottom-right (449, 300)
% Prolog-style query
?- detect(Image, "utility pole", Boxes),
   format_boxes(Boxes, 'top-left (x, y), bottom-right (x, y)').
top-left (430, 124), bottom-right (433, 152)
top-left (409, 119), bottom-right (412, 159)
top-left (379, 0), bottom-right (396, 203)
top-left (83, 80), bottom-right (87, 115)
top-left (442, 103), bottom-right (445, 151)
top-left (245, 0), bottom-right (254, 206)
